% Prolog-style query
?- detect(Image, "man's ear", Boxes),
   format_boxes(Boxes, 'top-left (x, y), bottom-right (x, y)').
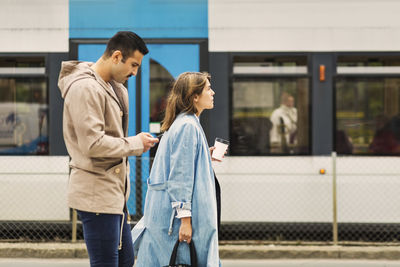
top-left (111, 50), bottom-right (122, 64)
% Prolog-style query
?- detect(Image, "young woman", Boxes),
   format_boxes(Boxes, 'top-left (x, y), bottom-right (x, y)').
top-left (132, 72), bottom-right (220, 266)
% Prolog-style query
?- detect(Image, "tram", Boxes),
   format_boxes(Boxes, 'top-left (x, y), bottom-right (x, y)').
top-left (1, 0), bottom-right (400, 242)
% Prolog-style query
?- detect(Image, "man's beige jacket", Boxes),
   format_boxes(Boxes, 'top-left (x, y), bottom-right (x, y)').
top-left (58, 61), bottom-right (143, 215)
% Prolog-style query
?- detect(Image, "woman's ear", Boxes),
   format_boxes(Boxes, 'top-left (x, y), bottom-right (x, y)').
top-left (193, 94), bottom-right (199, 103)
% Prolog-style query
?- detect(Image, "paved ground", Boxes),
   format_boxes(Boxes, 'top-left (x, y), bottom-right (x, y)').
top-left (0, 259), bottom-right (88, 267)
top-left (2, 242), bottom-right (400, 260)
top-left (222, 260), bottom-right (400, 267)
top-left (1, 259), bottom-right (400, 267)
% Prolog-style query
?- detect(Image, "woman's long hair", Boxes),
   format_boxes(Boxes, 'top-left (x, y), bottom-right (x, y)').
top-left (161, 72), bottom-right (211, 132)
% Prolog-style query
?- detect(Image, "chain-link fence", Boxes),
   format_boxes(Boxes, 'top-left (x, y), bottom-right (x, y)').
top-left (1, 154), bottom-right (400, 244)
top-left (0, 156), bottom-right (72, 241)
top-left (213, 154), bottom-right (400, 244)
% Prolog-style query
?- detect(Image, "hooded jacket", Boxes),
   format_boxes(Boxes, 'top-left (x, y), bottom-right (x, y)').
top-left (58, 61), bottom-right (143, 214)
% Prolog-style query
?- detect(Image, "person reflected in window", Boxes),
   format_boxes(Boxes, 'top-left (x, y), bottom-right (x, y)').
top-left (33, 90), bottom-right (48, 154)
top-left (150, 95), bottom-right (167, 123)
top-left (369, 114), bottom-right (400, 154)
top-left (336, 130), bottom-right (353, 155)
top-left (270, 92), bottom-right (298, 153)
top-left (149, 95), bottom-right (168, 158)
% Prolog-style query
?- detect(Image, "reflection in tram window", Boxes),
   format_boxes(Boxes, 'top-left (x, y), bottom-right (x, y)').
top-left (231, 56), bottom-right (310, 156)
top-left (336, 56), bottom-right (400, 155)
top-left (232, 79), bottom-right (309, 155)
top-left (0, 78), bottom-right (48, 155)
top-left (149, 59), bottom-right (174, 124)
top-left (149, 59), bottom-right (174, 157)
top-left (0, 57), bottom-right (48, 155)
top-left (336, 78), bottom-right (400, 155)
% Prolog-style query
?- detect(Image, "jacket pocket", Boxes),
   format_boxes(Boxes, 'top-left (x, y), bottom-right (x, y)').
top-left (91, 158), bottom-right (123, 172)
top-left (147, 178), bottom-right (168, 191)
top-left (105, 159), bottom-right (123, 172)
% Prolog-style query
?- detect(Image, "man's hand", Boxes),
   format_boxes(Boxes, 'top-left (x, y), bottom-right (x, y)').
top-left (137, 132), bottom-right (159, 153)
top-left (179, 217), bottom-right (192, 243)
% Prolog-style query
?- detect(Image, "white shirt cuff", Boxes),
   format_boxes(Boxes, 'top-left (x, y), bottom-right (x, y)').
top-left (176, 208), bottom-right (191, 218)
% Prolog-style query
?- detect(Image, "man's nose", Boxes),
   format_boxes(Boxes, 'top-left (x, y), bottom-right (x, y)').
top-left (132, 67), bottom-right (139, 76)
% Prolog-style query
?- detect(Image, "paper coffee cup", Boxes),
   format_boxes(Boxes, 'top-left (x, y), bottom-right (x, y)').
top-left (212, 137), bottom-right (229, 161)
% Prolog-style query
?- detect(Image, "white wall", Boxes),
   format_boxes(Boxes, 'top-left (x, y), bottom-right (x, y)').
top-left (209, 0), bottom-right (400, 52)
top-left (0, 0), bottom-right (69, 52)
top-left (0, 156), bottom-right (70, 220)
top-left (213, 156), bottom-right (400, 223)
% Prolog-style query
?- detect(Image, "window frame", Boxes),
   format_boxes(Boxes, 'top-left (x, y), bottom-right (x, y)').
top-left (229, 52), bottom-right (312, 156)
top-left (0, 54), bottom-right (49, 155)
top-left (333, 52), bottom-right (400, 156)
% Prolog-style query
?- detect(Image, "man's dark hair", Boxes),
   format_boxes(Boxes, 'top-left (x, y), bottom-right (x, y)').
top-left (104, 31), bottom-right (149, 62)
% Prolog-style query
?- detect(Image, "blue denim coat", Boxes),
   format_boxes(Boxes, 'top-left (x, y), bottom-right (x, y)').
top-left (132, 113), bottom-right (219, 267)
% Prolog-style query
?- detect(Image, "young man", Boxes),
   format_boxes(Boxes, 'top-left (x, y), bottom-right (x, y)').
top-left (58, 31), bottom-right (158, 267)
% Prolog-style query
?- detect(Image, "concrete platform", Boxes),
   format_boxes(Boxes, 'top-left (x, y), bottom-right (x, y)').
top-left (1, 242), bottom-right (400, 260)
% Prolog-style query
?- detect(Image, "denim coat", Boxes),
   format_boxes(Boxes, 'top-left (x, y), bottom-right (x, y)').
top-left (132, 113), bottom-right (220, 267)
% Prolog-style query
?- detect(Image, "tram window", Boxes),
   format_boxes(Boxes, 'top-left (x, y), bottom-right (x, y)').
top-left (231, 56), bottom-right (310, 155)
top-left (149, 59), bottom-right (174, 158)
top-left (336, 56), bottom-right (400, 155)
top-left (0, 57), bottom-right (48, 155)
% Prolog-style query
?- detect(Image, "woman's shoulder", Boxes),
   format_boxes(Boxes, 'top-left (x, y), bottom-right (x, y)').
top-left (172, 113), bottom-right (198, 128)
top-left (169, 113), bottom-right (200, 136)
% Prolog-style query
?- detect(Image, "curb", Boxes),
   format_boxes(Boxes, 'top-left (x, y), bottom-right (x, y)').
top-left (0, 243), bottom-right (87, 258)
top-left (2, 243), bottom-right (400, 260)
top-left (219, 245), bottom-right (400, 260)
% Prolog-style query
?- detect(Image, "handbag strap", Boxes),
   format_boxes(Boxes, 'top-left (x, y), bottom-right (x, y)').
top-left (189, 240), bottom-right (197, 266)
top-left (169, 239), bottom-right (198, 267)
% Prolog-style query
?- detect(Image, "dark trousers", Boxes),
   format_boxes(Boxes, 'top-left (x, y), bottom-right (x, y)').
top-left (77, 210), bottom-right (134, 267)
top-left (214, 172), bottom-right (221, 233)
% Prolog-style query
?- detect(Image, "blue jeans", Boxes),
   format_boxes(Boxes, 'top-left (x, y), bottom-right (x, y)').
top-left (77, 210), bottom-right (134, 267)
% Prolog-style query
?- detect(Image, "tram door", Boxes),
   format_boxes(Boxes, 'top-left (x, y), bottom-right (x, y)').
top-left (77, 43), bottom-right (199, 217)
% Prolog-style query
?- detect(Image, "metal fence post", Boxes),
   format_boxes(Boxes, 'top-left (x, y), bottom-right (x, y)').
top-left (332, 151), bottom-right (338, 245)
top-left (72, 209), bottom-right (77, 242)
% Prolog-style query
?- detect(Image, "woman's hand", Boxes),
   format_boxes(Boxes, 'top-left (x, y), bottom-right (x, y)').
top-left (209, 146), bottom-right (227, 162)
top-left (179, 217), bottom-right (192, 243)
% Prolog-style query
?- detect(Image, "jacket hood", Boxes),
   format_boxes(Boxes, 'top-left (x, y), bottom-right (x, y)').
top-left (58, 61), bottom-right (96, 99)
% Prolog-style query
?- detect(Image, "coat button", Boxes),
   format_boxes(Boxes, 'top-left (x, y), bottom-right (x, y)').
top-left (115, 168), bottom-right (120, 174)
top-left (120, 111), bottom-right (123, 117)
